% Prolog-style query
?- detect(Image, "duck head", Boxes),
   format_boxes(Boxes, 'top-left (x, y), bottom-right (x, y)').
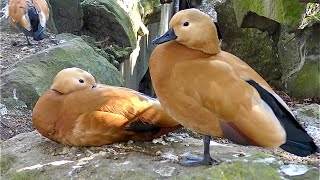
top-left (153, 9), bottom-right (221, 55)
top-left (50, 67), bottom-right (97, 94)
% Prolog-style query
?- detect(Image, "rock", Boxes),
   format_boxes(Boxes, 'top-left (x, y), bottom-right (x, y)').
top-left (1, 130), bottom-right (319, 179)
top-left (176, 162), bottom-right (281, 179)
top-left (233, 0), bottom-right (306, 29)
top-left (45, 0), bottom-right (59, 34)
top-left (279, 24), bottom-right (320, 98)
top-left (139, 0), bottom-right (161, 25)
top-left (293, 103), bottom-right (320, 146)
top-left (82, 0), bottom-right (136, 48)
top-left (0, 37), bottom-right (124, 108)
top-left (48, 0), bottom-right (83, 34)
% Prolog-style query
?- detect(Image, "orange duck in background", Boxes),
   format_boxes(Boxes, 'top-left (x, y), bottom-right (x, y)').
top-left (32, 67), bottom-right (181, 146)
top-left (150, 9), bottom-right (319, 165)
top-left (9, 0), bottom-right (49, 45)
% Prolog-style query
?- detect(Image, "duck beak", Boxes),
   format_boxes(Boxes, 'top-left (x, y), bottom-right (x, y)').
top-left (92, 84), bottom-right (97, 88)
top-left (152, 28), bottom-right (177, 45)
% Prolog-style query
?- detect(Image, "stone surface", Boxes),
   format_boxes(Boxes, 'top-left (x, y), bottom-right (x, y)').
top-left (279, 24), bottom-right (320, 98)
top-left (0, 37), bottom-right (124, 108)
top-left (82, 0), bottom-right (136, 48)
top-left (233, 0), bottom-right (306, 29)
top-left (139, 0), bottom-right (161, 25)
top-left (1, 126), bottom-right (319, 179)
top-left (48, 0), bottom-right (83, 34)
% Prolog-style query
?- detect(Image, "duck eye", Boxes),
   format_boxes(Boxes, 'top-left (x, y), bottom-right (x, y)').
top-left (79, 79), bottom-right (84, 83)
top-left (183, 22), bottom-right (189, 27)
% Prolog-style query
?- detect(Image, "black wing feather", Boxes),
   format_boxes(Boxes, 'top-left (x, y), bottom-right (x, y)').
top-left (246, 80), bottom-right (319, 157)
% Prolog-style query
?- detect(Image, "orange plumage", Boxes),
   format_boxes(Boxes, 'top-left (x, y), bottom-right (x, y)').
top-left (32, 67), bottom-right (181, 146)
top-left (150, 9), bottom-right (318, 165)
top-left (9, 0), bottom-right (49, 43)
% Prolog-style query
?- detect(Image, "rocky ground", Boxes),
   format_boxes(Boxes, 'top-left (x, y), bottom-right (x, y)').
top-left (0, 31), bottom-right (60, 141)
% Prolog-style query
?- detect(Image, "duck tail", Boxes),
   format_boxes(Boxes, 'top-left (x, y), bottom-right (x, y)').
top-left (246, 80), bottom-right (319, 157)
top-left (124, 105), bottom-right (181, 141)
top-left (27, 6), bottom-right (45, 40)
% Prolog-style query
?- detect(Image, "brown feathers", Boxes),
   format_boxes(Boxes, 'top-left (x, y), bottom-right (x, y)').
top-left (150, 9), bottom-right (291, 148)
top-left (32, 67), bottom-right (181, 146)
top-left (9, 0), bottom-right (49, 42)
top-left (150, 9), bottom-right (319, 157)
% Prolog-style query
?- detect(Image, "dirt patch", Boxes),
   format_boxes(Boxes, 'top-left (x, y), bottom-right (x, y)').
top-left (0, 31), bottom-right (59, 141)
top-left (0, 31), bottom-right (59, 73)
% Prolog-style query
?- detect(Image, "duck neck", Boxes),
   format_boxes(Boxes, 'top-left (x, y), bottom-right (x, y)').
top-left (186, 37), bottom-right (221, 55)
top-left (150, 41), bottom-right (211, 93)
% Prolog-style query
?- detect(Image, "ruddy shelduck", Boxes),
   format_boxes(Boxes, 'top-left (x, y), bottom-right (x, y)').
top-left (150, 9), bottom-right (319, 165)
top-left (9, 0), bottom-right (49, 44)
top-left (32, 67), bottom-right (181, 146)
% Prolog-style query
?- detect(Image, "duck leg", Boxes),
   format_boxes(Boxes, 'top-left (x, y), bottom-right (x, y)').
top-left (25, 35), bottom-right (34, 46)
top-left (179, 135), bottom-right (219, 166)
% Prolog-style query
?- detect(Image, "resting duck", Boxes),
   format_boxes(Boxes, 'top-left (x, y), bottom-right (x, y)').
top-left (9, 0), bottom-right (49, 44)
top-left (150, 9), bottom-right (319, 165)
top-left (32, 67), bottom-right (181, 146)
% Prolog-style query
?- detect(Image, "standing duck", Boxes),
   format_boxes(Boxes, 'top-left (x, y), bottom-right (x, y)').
top-left (150, 9), bottom-right (319, 165)
top-left (9, 0), bottom-right (49, 44)
top-left (32, 67), bottom-right (181, 146)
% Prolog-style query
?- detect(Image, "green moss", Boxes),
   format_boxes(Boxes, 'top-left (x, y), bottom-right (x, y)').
top-left (233, 0), bottom-right (265, 27)
top-left (6, 170), bottom-right (48, 180)
top-left (139, 0), bottom-right (161, 25)
top-left (252, 152), bottom-right (273, 159)
top-left (103, 44), bottom-right (133, 63)
top-left (175, 162), bottom-right (281, 180)
top-left (0, 154), bottom-right (17, 174)
top-left (234, 0), bottom-right (305, 28)
top-left (274, 1), bottom-right (305, 28)
top-left (287, 61), bottom-right (320, 98)
top-left (290, 167), bottom-right (320, 180)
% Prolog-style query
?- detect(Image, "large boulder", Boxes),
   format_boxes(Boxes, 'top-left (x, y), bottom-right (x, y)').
top-left (48, 0), bottom-right (83, 34)
top-left (279, 24), bottom-right (320, 98)
top-left (82, 0), bottom-right (136, 48)
top-left (0, 37), bottom-right (124, 108)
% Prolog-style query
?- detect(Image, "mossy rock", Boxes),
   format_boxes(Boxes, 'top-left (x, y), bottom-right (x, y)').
top-left (0, 154), bottom-right (17, 175)
top-left (287, 61), bottom-right (320, 98)
top-left (233, 0), bottom-right (306, 28)
top-left (139, 0), bottom-right (161, 25)
top-left (82, 0), bottom-right (136, 48)
top-left (279, 24), bottom-right (320, 99)
top-left (0, 38), bottom-right (124, 108)
top-left (175, 162), bottom-right (281, 180)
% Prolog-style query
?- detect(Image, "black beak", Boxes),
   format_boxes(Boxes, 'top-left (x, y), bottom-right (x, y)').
top-left (152, 28), bottom-right (178, 45)
top-left (92, 84), bottom-right (97, 88)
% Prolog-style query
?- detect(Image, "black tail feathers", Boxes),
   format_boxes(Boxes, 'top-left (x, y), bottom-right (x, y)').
top-left (246, 80), bottom-right (319, 157)
top-left (28, 6), bottom-right (40, 32)
top-left (125, 120), bottom-right (160, 133)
